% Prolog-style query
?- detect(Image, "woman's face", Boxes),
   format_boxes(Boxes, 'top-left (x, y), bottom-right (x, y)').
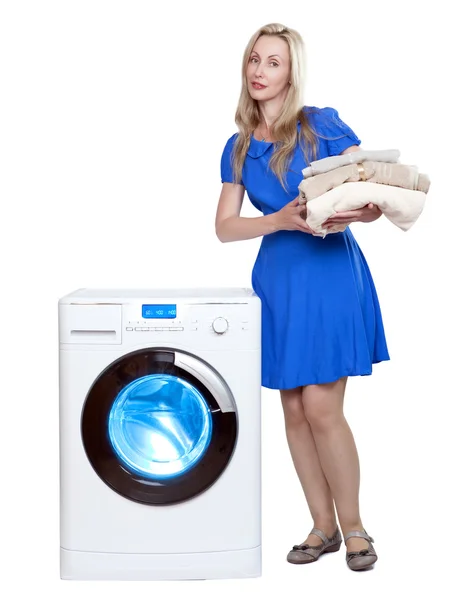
top-left (246, 35), bottom-right (291, 101)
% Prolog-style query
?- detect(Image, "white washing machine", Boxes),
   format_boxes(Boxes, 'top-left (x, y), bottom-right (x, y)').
top-left (59, 288), bottom-right (261, 580)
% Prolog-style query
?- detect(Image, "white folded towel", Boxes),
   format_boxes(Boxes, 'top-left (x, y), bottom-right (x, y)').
top-left (306, 181), bottom-right (426, 237)
top-left (302, 149), bottom-right (401, 178)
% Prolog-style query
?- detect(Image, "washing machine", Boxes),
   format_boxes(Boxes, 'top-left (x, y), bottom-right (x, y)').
top-left (58, 287), bottom-right (261, 580)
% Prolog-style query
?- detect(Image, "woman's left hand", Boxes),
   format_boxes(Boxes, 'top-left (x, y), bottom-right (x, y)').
top-left (323, 203), bottom-right (382, 228)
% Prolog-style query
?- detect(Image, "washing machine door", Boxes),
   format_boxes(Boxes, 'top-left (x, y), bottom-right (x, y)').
top-left (81, 348), bottom-right (238, 505)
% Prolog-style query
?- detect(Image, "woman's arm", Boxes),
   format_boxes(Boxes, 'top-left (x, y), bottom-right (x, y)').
top-left (215, 182), bottom-right (279, 242)
top-left (217, 214), bottom-right (279, 242)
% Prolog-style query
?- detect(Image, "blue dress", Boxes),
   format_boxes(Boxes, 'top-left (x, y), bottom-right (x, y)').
top-left (220, 106), bottom-right (390, 390)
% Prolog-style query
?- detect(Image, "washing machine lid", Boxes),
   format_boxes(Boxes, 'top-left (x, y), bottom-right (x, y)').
top-left (59, 287), bottom-right (258, 305)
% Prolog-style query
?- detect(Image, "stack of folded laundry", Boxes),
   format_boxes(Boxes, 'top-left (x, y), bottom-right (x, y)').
top-left (298, 149), bottom-right (431, 237)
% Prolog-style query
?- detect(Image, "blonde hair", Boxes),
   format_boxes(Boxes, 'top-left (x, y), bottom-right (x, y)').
top-left (231, 23), bottom-right (321, 192)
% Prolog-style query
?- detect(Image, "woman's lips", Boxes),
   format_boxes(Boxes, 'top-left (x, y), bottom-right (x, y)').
top-left (251, 82), bottom-right (267, 90)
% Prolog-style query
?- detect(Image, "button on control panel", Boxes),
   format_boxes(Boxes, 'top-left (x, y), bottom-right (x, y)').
top-left (131, 326), bottom-right (184, 331)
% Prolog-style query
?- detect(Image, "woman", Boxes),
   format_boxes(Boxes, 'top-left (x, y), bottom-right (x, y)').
top-left (215, 23), bottom-right (390, 571)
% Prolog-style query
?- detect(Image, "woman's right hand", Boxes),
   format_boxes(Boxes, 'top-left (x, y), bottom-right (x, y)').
top-left (272, 198), bottom-right (315, 234)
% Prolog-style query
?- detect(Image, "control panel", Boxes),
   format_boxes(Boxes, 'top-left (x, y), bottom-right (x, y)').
top-left (59, 299), bottom-right (260, 349)
top-left (122, 302), bottom-right (255, 339)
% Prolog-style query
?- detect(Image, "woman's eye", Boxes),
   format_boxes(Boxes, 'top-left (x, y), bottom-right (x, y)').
top-left (250, 57), bottom-right (279, 67)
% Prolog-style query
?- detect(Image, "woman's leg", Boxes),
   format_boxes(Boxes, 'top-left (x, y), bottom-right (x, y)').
top-left (280, 386), bottom-right (338, 546)
top-left (301, 377), bottom-right (369, 553)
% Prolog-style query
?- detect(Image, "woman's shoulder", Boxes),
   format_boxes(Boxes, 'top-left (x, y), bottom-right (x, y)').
top-left (303, 105), bottom-right (340, 126)
top-left (221, 132), bottom-right (239, 156)
top-left (303, 105), bottom-right (361, 154)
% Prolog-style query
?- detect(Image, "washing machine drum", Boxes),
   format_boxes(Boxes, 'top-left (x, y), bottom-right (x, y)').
top-left (81, 349), bottom-right (238, 505)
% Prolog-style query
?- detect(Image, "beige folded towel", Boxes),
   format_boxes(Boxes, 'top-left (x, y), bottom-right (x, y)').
top-left (305, 181), bottom-right (426, 237)
top-left (299, 161), bottom-right (431, 202)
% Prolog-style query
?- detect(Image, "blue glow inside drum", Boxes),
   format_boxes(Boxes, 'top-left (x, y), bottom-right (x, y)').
top-left (108, 374), bottom-right (213, 479)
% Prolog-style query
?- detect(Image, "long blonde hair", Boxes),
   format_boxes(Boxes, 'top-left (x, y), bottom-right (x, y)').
top-left (231, 23), bottom-right (321, 192)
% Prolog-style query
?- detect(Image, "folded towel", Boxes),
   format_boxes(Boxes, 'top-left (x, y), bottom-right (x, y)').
top-left (302, 149), bottom-right (400, 178)
top-left (299, 161), bottom-right (431, 201)
top-left (305, 181), bottom-right (426, 237)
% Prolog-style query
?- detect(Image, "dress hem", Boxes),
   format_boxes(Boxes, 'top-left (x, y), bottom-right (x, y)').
top-left (262, 357), bottom-right (390, 391)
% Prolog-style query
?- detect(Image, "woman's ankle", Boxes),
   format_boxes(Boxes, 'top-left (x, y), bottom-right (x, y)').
top-left (312, 519), bottom-right (338, 537)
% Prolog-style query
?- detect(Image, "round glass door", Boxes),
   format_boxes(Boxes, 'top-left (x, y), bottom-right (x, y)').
top-left (81, 348), bottom-right (237, 505)
top-left (108, 374), bottom-right (213, 479)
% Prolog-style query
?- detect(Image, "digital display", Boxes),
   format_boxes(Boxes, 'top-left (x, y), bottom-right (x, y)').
top-left (142, 304), bottom-right (177, 319)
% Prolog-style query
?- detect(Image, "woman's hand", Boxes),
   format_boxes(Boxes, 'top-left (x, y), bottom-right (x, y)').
top-left (323, 203), bottom-right (382, 229)
top-left (272, 198), bottom-right (315, 234)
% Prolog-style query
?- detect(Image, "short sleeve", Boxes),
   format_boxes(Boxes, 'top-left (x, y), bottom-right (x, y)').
top-left (220, 134), bottom-right (243, 185)
top-left (316, 107), bottom-right (362, 156)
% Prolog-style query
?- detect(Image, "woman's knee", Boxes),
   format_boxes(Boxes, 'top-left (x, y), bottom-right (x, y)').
top-left (302, 379), bottom-right (346, 431)
top-left (280, 387), bottom-right (307, 428)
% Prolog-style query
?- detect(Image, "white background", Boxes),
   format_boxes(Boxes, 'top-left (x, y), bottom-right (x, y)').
top-left (1, 0), bottom-right (450, 597)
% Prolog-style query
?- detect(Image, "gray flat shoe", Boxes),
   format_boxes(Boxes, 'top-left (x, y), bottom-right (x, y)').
top-left (287, 527), bottom-right (342, 564)
top-left (345, 530), bottom-right (378, 570)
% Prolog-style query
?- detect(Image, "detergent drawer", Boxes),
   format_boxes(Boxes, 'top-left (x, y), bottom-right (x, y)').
top-left (59, 304), bottom-right (122, 345)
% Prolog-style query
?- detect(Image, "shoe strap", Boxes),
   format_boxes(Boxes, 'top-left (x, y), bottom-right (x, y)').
top-left (309, 528), bottom-right (328, 544)
top-left (344, 530), bottom-right (374, 543)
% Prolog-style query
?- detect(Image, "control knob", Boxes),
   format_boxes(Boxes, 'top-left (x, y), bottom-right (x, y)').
top-left (212, 317), bottom-right (229, 334)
